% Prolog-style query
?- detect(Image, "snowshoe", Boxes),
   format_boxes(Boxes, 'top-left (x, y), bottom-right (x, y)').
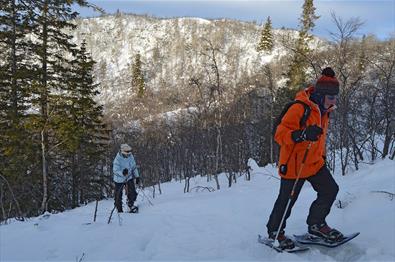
top-left (258, 234), bottom-right (309, 253)
top-left (294, 232), bottom-right (359, 248)
top-left (308, 223), bottom-right (343, 243)
top-left (128, 205), bottom-right (139, 213)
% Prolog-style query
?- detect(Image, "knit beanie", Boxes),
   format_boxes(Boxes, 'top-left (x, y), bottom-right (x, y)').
top-left (314, 67), bottom-right (340, 95)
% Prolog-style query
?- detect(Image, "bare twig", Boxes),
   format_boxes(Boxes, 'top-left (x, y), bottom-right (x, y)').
top-left (0, 173), bottom-right (24, 221)
top-left (138, 188), bottom-right (154, 206)
top-left (371, 190), bottom-right (394, 200)
top-left (252, 171), bottom-right (280, 180)
top-left (190, 186), bottom-right (215, 192)
top-left (76, 252), bottom-right (85, 262)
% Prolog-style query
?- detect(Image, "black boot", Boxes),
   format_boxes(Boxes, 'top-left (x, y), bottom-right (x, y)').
top-left (128, 203), bottom-right (138, 213)
top-left (308, 223), bottom-right (343, 242)
top-left (269, 231), bottom-right (295, 250)
top-left (115, 203), bottom-right (123, 213)
top-left (129, 206), bottom-right (138, 213)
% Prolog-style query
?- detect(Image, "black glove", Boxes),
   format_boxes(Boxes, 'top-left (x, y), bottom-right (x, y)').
top-left (305, 125), bottom-right (323, 141)
top-left (122, 168), bottom-right (128, 176)
top-left (135, 177), bottom-right (141, 185)
top-left (291, 125), bottom-right (323, 143)
top-left (291, 129), bottom-right (305, 143)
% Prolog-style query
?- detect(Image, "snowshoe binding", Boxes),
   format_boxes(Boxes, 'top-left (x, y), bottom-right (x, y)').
top-left (269, 231), bottom-right (296, 250)
top-left (258, 232), bottom-right (309, 253)
top-left (308, 223), bottom-right (344, 243)
top-left (128, 205), bottom-right (139, 213)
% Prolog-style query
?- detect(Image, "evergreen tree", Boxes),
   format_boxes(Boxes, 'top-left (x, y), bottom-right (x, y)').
top-left (0, 0), bottom-right (39, 217)
top-left (357, 35), bottom-right (368, 71)
top-left (256, 16), bottom-right (274, 53)
top-left (0, 0), bottom-right (107, 219)
top-left (132, 53), bottom-right (145, 98)
top-left (28, 0), bottom-right (91, 213)
top-left (55, 39), bottom-right (109, 208)
top-left (299, 0), bottom-right (320, 35)
top-left (286, 0), bottom-right (319, 90)
top-left (0, 0), bottom-right (33, 121)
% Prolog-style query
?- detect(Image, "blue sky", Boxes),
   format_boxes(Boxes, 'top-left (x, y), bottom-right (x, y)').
top-left (76, 0), bottom-right (395, 40)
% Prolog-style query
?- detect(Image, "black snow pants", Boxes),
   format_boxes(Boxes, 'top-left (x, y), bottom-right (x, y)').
top-left (266, 165), bottom-right (339, 234)
top-left (114, 179), bottom-right (137, 212)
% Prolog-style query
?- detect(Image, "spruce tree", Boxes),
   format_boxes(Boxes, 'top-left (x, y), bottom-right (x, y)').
top-left (257, 16), bottom-right (274, 53)
top-left (0, 0), bottom-right (104, 219)
top-left (300, 0), bottom-right (319, 34)
top-left (59, 39), bottom-right (108, 207)
top-left (0, 0), bottom-right (39, 217)
top-left (29, 0), bottom-right (91, 213)
top-left (132, 53), bottom-right (145, 98)
top-left (286, 0), bottom-right (319, 90)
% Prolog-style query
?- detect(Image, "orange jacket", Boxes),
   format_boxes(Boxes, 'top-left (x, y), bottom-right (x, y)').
top-left (275, 87), bottom-right (329, 179)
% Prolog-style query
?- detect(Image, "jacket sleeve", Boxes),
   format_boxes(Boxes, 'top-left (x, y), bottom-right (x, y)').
top-left (322, 114), bottom-right (330, 157)
top-left (113, 155), bottom-right (125, 181)
top-left (274, 103), bottom-right (305, 146)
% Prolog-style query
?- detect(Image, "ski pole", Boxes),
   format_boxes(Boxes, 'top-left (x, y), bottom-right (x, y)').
top-left (273, 142), bottom-right (312, 248)
top-left (108, 182), bottom-right (126, 224)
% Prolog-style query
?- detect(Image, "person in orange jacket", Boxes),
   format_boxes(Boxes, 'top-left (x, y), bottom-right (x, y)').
top-left (266, 67), bottom-right (343, 250)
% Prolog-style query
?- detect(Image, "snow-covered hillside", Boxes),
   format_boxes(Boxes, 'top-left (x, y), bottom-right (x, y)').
top-left (1, 159), bottom-right (394, 261)
top-left (72, 14), bottom-right (323, 112)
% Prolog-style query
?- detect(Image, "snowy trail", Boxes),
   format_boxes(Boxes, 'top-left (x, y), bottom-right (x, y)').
top-left (1, 159), bottom-right (394, 261)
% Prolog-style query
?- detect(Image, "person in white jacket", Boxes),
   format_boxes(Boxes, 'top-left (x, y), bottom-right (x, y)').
top-left (112, 144), bottom-right (141, 213)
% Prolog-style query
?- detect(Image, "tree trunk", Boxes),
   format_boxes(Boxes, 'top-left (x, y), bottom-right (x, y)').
top-left (382, 123), bottom-right (393, 159)
top-left (10, 0), bottom-right (18, 119)
top-left (40, 130), bottom-right (48, 213)
top-left (184, 176), bottom-right (190, 193)
top-left (71, 155), bottom-right (77, 208)
top-left (214, 124), bottom-right (221, 190)
top-left (40, 1), bottom-right (49, 214)
top-left (157, 181), bottom-right (162, 195)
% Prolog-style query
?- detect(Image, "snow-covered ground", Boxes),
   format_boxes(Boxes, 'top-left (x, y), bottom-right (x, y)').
top-left (1, 158), bottom-right (394, 261)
